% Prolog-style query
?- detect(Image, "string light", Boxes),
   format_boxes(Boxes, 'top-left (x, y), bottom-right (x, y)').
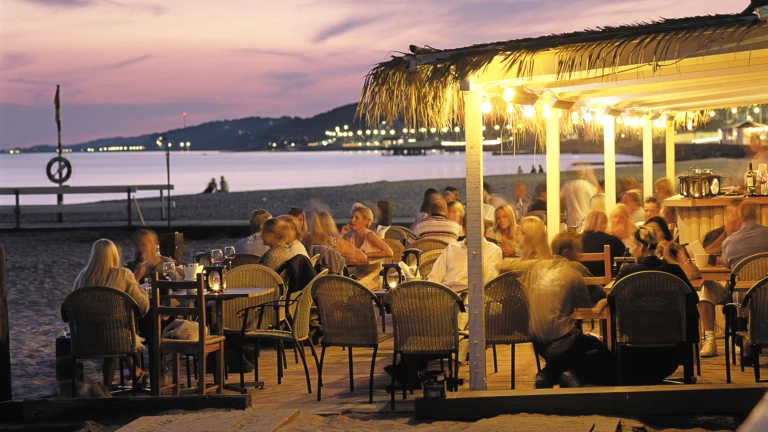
top-left (616, 117), bottom-right (623, 125)
top-left (523, 105), bottom-right (535, 118)
top-left (755, 107), bottom-right (761, 113)
top-left (454, 126), bottom-right (460, 132)
top-left (503, 88), bottom-right (514, 102)
top-left (732, 108), bottom-right (738, 114)
top-left (481, 100), bottom-right (492, 113)
top-left (583, 111), bottom-right (593, 123)
top-left (506, 103), bottom-right (514, 113)
top-left (430, 127), bottom-right (437, 133)
top-left (571, 111), bottom-right (579, 121)
top-left (543, 106), bottom-right (552, 118)
top-left (709, 111), bottom-right (716, 117)
top-left (493, 124), bottom-right (500, 130)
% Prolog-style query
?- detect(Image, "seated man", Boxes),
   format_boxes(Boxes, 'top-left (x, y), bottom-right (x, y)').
top-left (551, 232), bottom-right (606, 305)
top-left (235, 209), bottom-right (271, 256)
top-left (498, 250), bottom-right (615, 388)
top-left (528, 183), bottom-right (547, 214)
top-left (621, 189), bottom-right (644, 225)
top-left (698, 199), bottom-right (768, 358)
top-left (407, 199), bottom-right (461, 245)
top-left (127, 229), bottom-right (179, 282)
top-left (643, 196), bottom-right (661, 222)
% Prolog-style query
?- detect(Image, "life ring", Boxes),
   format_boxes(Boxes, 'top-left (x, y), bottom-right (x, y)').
top-left (46, 156), bottom-right (72, 184)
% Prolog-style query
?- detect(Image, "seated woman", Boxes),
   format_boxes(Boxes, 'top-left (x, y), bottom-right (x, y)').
top-left (518, 216), bottom-right (552, 260)
top-left (278, 214), bottom-right (309, 258)
top-left (644, 216), bottom-right (700, 282)
top-left (613, 226), bottom-right (700, 385)
top-left (287, 207), bottom-right (310, 248)
top-left (607, 203), bottom-right (633, 248)
top-left (580, 210), bottom-right (626, 278)
top-left (73, 239), bottom-right (150, 389)
top-left (127, 229), bottom-right (178, 283)
top-left (340, 203), bottom-right (393, 290)
top-left (447, 201), bottom-right (465, 237)
top-left (259, 218), bottom-right (294, 271)
top-left (485, 204), bottom-right (520, 258)
top-left (307, 210), bottom-right (339, 255)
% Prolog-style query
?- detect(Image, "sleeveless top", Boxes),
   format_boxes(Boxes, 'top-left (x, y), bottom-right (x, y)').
top-left (349, 230), bottom-right (382, 278)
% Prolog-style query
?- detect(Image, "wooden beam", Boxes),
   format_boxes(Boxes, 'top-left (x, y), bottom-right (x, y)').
top-left (546, 114), bottom-right (560, 241)
top-left (414, 384), bottom-right (768, 421)
top-left (463, 80), bottom-right (487, 391)
top-left (0, 246), bottom-right (9, 402)
top-left (666, 120), bottom-right (676, 182)
top-left (643, 117), bottom-right (653, 197)
top-left (604, 118), bottom-right (617, 215)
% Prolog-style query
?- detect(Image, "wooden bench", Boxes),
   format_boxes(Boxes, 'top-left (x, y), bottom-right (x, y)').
top-left (0, 185), bottom-right (174, 228)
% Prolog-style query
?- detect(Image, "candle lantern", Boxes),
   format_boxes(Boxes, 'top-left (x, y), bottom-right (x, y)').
top-left (402, 249), bottom-right (421, 273)
top-left (380, 263), bottom-right (402, 291)
top-left (202, 265), bottom-right (227, 292)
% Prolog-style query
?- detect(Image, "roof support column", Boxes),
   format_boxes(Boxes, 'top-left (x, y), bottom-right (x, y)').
top-left (546, 113), bottom-right (560, 243)
top-left (462, 79), bottom-right (486, 391)
top-left (604, 118), bottom-right (617, 215)
top-left (666, 120), bottom-right (676, 182)
top-left (643, 117), bottom-right (654, 198)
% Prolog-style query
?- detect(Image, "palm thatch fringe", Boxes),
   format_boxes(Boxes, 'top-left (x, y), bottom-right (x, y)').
top-left (358, 13), bottom-right (765, 143)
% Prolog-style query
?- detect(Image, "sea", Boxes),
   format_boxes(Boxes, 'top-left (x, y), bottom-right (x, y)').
top-left (0, 150), bottom-right (641, 205)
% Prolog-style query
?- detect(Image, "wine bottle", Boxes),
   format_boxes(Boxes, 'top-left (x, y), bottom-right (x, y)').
top-left (747, 163), bottom-right (757, 196)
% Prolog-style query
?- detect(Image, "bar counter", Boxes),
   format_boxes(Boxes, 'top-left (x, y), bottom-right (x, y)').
top-left (663, 195), bottom-right (768, 244)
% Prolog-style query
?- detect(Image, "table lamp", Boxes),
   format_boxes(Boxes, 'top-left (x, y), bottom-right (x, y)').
top-left (202, 265), bottom-right (227, 292)
top-left (380, 263), bottom-right (402, 291)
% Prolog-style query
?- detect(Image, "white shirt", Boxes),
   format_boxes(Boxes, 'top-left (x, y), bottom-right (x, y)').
top-left (427, 239), bottom-right (502, 292)
top-left (629, 207), bottom-right (644, 225)
top-left (561, 179), bottom-right (597, 227)
top-left (235, 234), bottom-right (269, 256)
top-left (287, 239), bottom-right (309, 257)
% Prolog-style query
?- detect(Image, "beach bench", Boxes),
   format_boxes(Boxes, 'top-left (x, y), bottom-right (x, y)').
top-left (0, 185), bottom-right (175, 228)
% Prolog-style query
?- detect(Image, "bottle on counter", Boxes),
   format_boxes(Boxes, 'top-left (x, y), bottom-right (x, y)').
top-left (747, 163), bottom-right (757, 196)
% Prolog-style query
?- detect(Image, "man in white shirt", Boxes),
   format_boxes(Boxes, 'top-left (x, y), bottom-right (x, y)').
top-left (560, 164), bottom-right (598, 228)
top-left (235, 209), bottom-right (271, 256)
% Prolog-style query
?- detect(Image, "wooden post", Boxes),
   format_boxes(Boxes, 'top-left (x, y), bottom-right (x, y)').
top-left (604, 118), bottom-right (617, 215)
top-left (462, 79), bottom-right (486, 391)
top-left (0, 246), bottom-right (11, 401)
top-left (545, 114), bottom-right (560, 243)
top-left (643, 117), bottom-right (653, 197)
top-left (377, 201), bottom-right (392, 226)
top-left (159, 232), bottom-right (184, 264)
top-left (666, 120), bottom-right (676, 182)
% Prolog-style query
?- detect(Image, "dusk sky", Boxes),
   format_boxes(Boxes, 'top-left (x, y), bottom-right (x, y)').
top-left (0, 0), bottom-right (737, 149)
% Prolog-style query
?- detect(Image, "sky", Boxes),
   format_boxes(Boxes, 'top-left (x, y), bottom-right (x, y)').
top-left (0, 0), bottom-right (738, 148)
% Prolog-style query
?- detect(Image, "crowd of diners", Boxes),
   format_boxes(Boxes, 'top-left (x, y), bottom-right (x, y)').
top-left (69, 162), bottom-right (768, 391)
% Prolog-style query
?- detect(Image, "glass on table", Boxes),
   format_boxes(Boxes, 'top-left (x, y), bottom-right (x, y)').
top-left (224, 246), bottom-right (236, 265)
top-left (211, 249), bottom-right (224, 266)
top-left (162, 262), bottom-right (176, 281)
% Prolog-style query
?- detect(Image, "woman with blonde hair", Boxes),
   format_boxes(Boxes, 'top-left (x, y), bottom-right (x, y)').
top-left (607, 204), bottom-right (633, 248)
top-left (517, 216), bottom-right (552, 260)
top-left (308, 211), bottom-right (339, 253)
top-left (278, 214), bottom-right (309, 257)
top-left (580, 210), bottom-right (626, 277)
top-left (259, 218), bottom-right (294, 271)
top-left (73, 238), bottom-right (149, 389)
top-left (340, 203), bottom-right (393, 290)
top-left (486, 204), bottom-right (520, 258)
top-left (446, 201), bottom-right (465, 235)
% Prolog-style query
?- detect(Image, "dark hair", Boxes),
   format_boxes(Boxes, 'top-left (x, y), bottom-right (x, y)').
top-left (131, 229), bottom-right (158, 246)
top-left (644, 216), bottom-right (672, 242)
top-left (551, 232), bottom-right (581, 256)
top-left (420, 188), bottom-right (439, 212)
top-left (534, 183), bottom-right (546, 197)
top-left (483, 182), bottom-right (492, 194)
top-left (444, 186), bottom-right (458, 193)
top-left (632, 226), bottom-right (658, 251)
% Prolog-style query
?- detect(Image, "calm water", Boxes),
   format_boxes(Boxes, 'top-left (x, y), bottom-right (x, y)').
top-left (0, 151), bottom-right (641, 205)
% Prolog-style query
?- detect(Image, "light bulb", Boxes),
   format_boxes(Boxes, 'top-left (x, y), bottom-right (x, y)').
top-left (571, 111), bottom-right (579, 121)
top-left (755, 107), bottom-right (761, 113)
top-left (503, 88), bottom-right (514, 102)
top-left (506, 103), bottom-right (513, 113)
top-left (430, 127), bottom-right (437, 133)
top-left (709, 111), bottom-right (716, 117)
top-left (493, 124), bottom-right (500, 130)
top-left (583, 111), bottom-right (593, 123)
top-left (454, 126), bottom-right (460, 132)
top-left (402, 128), bottom-right (408, 133)
top-left (616, 117), bottom-right (623, 125)
top-left (543, 107), bottom-right (552, 118)
top-left (523, 105), bottom-right (535, 118)
top-left (481, 100), bottom-right (492, 113)
top-left (732, 108), bottom-right (738, 114)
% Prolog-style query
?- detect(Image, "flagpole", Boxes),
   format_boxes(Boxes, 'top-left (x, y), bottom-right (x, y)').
top-left (54, 85), bottom-right (64, 222)
top-left (165, 137), bottom-right (171, 231)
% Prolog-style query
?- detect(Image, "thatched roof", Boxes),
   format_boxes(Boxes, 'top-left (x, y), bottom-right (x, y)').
top-left (358, 11), bottom-right (766, 139)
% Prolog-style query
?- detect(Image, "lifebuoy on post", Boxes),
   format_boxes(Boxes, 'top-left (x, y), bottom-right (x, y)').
top-left (46, 156), bottom-right (72, 184)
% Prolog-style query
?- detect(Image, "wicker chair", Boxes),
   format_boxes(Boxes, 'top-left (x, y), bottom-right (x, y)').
top-left (386, 280), bottom-right (465, 410)
top-left (608, 271), bottom-right (694, 384)
top-left (725, 275), bottom-right (768, 383)
top-left (235, 270), bottom-right (327, 393)
top-left (221, 265), bottom-right (284, 333)
top-left (61, 286), bottom-right (144, 396)
top-left (151, 275), bottom-right (225, 396)
top-left (385, 226), bottom-right (411, 243)
top-left (383, 238), bottom-right (405, 264)
top-left (313, 275), bottom-right (392, 403)
top-left (483, 273), bottom-right (541, 389)
top-left (724, 252), bottom-right (768, 376)
top-left (417, 249), bottom-right (443, 277)
top-left (231, 253), bottom-right (260, 268)
top-left (408, 238), bottom-right (449, 254)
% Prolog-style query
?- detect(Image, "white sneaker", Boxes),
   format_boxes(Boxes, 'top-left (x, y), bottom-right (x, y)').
top-left (700, 339), bottom-right (718, 357)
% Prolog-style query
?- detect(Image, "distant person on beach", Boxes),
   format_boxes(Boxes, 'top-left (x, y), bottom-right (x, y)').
top-left (203, 178), bottom-right (217, 193)
top-left (340, 203), bottom-right (393, 290)
top-left (259, 218), bottom-right (294, 271)
top-left (416, 188), bottom-right (440, 222)
top-left (219, 176), bottom-right (229, 193)
top-left (517, 166), bottom-right (524, 175)
top-left (127, 229), bottom-right (178, 282)
top-left (538, 164), bottom-right (544, 173)
top-left (531, 165), bottom-right (536, 174)
top-left (278, 214), bottom-right (309, 258)
top-left (73, 238), bottom-right (149, 389)
top-left (444, 186), bottom-right (460, 202)
top-left (235, 209), bottom-right (271, 256)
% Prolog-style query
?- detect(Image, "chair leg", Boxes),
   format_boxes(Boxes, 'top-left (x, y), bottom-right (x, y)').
top-left (172, 353), bottom-right (180, 396)
top-left (223, 346), bottom-right (229, 381)
top-left (130, 354), bottom-right (138, 396)
top-left (695, 342), bottom-right (701, 376)
top-left (725, 330), bottom-right (732, 384)
top-left (198, 350), bottom-right (206, 395)
top-left (277, 340), bottom-right (283, 385)
top-left (617, 345), bottom-right (623, 386)
top-left (391, 351), bottom-right (397, 410)
top-left (307, 339), bottom-right (320, 370)
top-left (193, 355), bottom-right (198, 380)
top-left (317, 346), bottom-right (327, 402)
top-left (186, 355), bottom-right (192, 388)
top-left (119, 358), bottom-right (125, 389)
top-left (533, 343), bottom-right (542, 372)
top-left (218, 344), bottom-right (225, 394)
top-left (754, 345), bottom-right (761, 382)
top-left (454, 351), bottom-right (460, 392)
top-left (683, 344), bottom-right (694, 384)
top-left (280, 341), bottom-right (288, 370)
top-left (297, 340), bottom-right (312, 394)
top-left (492, 345), bottom-right (498, 373)
top-left (294, 343), bottom-right (299, 365)
top-left (369, 345), bottom-right (378, 404)
top-left (254, 340), bottom-right (260, 385)
top-left (741, 339), bottom-right (746, 373)
top-left (510, 345), bottom-right (516, 390)
top-left (402, 354), bottom-right (407, 400)
top-left (348, 346), bottom-right (354, 392)
top-left (71, 356), bottom-right (77, 398)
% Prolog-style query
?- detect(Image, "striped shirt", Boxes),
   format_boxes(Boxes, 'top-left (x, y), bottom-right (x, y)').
top-left (407, 215), bottom-right (461, 245)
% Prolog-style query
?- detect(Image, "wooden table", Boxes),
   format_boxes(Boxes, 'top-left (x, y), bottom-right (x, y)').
top-left (572, 308), bottom-right (613, 351)
top-left (699, 265), bottom-right (731, 282)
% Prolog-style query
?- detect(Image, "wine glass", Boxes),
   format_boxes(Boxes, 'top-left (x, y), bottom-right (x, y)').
top-left (759, 163), bottom-right (768, 195)
top-left (224, 246), bottom-right (236, 268)
top-left (211, 249), bottom-right (224, 266)
top-left (162, 262), bottom-right (176, 281)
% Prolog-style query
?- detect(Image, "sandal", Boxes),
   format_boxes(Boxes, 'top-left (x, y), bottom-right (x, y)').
top-left (133, 368), bottom-right (149, 388)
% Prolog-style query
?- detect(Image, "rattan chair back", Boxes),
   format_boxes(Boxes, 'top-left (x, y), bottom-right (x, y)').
top-left (418, 249), bottom-right (443, 276)
top-left (483, 273), bottom-right (531, 345)
top-left (383, 238), bottom-right (405, 263)
top-left (408, 238), bottom-right (449, 254)
top-left (610, 271), bottom-right (690, 345)
top-left (388, 280), bottom-right (463, 355)
top-left (384, 226), bottom-right (410, 242)
top-left (309, 254), bottom-right (321, 267)
top-left (742, 276), bottom-right (768, 346)
top-left (61, 286), bottom-right (141, 358)
top-left (313, 275), bottom-right (381, 347)
top-left (731, 252), bottom-right (768, 289)
top-left (221, 264), bottom-right (283, 331)
top-left (232, 253), bottom-right (260, 268)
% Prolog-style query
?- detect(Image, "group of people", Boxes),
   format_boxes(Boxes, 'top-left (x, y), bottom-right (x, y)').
top-left (202, 176), bottom-right (229, 193)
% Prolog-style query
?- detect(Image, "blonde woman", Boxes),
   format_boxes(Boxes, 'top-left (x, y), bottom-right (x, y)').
top-left (73, 239), bottom-right (149, 389)
top-left (287, 207), bottom-right (310, 247)
top-left (259, 218), bottom-right (294, 271)
top-left (517, 216), bottom-right (552, 260)
top-left (278, 214), bottom-right (309, 258)
top-left (607, 203), bottom-right (633, 247)
top-left (340, 203), bottom-right (393, 290)
top-left (308, 211), bottom-right (339, 255)
top-left (447, 201), bottom-right (465, 235)
top-left (486, 204), bottom-right (520, 258)
top-left (580, 209), bottom-right (626, 277)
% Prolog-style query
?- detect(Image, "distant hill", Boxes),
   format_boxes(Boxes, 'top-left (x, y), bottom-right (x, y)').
top-left (23, 103), bottom-right (364, 153)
